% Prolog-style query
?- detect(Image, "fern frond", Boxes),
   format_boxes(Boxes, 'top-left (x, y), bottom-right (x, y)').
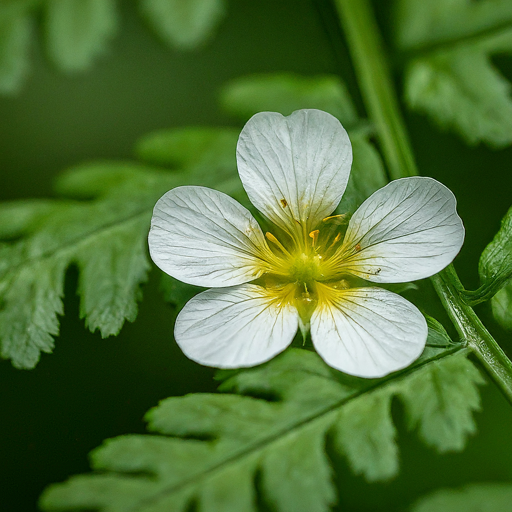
top-left (40, 336), bottom-right (484, 512)
top-left (0, 128), bottom-right (239, 369)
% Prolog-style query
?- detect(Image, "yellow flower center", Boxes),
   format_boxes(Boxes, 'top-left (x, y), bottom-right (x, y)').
top-left (259, 214), bottom-right (352, 327)
top-left (289, 252), bottom-right (323, 282)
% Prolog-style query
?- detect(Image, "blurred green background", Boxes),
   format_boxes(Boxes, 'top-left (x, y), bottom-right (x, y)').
top-left (1, 1), bottom-right (512, 511)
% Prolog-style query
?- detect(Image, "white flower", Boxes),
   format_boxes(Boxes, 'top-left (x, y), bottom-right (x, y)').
top-left (148, 109), bottom-right (464, 378)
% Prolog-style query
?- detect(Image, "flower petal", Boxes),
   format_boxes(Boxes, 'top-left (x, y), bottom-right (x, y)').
top-left (149, 186), bottom-right (273, 287)
top-left (237, 109), bottom-right (352, 239)
top-left (335, 177), bottom-right (464, 282)
top-left (311, 285), bottom-right (427, 378)
top-left (175, 284), bottom-right (299, 368)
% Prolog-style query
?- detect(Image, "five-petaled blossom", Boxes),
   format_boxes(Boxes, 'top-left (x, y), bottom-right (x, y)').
top-left (148, 109), bottom-right (464, 378)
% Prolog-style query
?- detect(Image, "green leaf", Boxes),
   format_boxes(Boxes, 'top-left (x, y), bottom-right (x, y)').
top-left (395, 352), bottom-right (483, 452)
top-left (396, 0), bottom-right (512, 147)
top-left (40, 342), bottom-right (483, 511)
top-left (44, 0), bottom-right (118, 72)
top-left (0, 2), bottom-right (34, 94)
top-left (220, 73), bottom-right (359, 126)
top-left (394, 0), bottom-right (512, 51)
top-left (331, 389), bottom-right (398, 482)
top-left (466, 204), bottom-right (512, 325)
top-left (0, 127), bottom-right (239, 369)
top-left (139, 0), bottom-right (226, 50)
top-left (481, 205), bottom-right (512, 283)
top-left (491, 285), bottom-right (512, 330)
top-left (411, 483), bottom-right (512, 512)
top-left (424, 315), bottom-right (453, 347)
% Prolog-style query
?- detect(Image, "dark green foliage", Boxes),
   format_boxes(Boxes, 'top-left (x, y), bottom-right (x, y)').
top-left (396, 0), bottom-right (512, 147)
top-left (336, 131), bottom-right (387, 214)
top-left (0, 0), bottom-right (226, 93)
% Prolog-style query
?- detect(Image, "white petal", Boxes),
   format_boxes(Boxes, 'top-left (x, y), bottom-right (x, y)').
top-left (311, 286), bottom-right (427, 378)
top-left (237, 109), bottom-right (352, 238)
top-left (149, 186), bottom-right (272, 287)
top-left (336, 177), bottom-right (464, 282)
top-left (175, 284), bottom-right (299, 368)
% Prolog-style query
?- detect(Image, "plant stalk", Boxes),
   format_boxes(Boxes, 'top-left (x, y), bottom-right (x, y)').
top-left (432, 266), bottom-right (512, 404)
top-left (333, 0), bottom-right (418, 180)
top-left (334, 0), bottom-right (512, 403)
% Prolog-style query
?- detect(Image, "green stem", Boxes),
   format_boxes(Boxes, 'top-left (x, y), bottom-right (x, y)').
top-left (334, 0), bottom-right (512, 403)
top-left (461, 274), bottom-right (512, 306)
top-left (333, 0), bottom-right (418, 180)
top-left (432, 266), bottom-right (512, 404)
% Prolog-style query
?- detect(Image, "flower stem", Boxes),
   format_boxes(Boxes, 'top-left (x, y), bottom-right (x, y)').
top-left (333, 0), bottom-right (418, 180)
top-left (334, 0), bottom-right (512, 403)
top-left (432, 266), bottom-right (512, 404)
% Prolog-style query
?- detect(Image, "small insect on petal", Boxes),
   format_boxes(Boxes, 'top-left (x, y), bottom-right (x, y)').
top-left (280, 199), bottom-right (288, 208)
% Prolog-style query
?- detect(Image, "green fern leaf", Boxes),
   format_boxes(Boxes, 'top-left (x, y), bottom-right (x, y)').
top-left (396, 0), bottom-right (512, 147)
top-left (331, 389), bottom-right (398, 482)
top-left (40, 338), bottom-right (484, 512)
top-left (0, 127), bottom-right (238, 369)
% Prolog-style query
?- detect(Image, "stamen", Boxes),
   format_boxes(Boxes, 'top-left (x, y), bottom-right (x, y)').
top-left (265, 232), bottom-right (292, 257)
top-left (327, 232), bottom-right (342, 250)
top-left (309, 230), bottom-right (319, 247)
top-left (322, 214), bottom-right (347, 224)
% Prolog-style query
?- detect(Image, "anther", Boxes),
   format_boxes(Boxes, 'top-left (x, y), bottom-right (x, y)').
top-left (309, 230), bottom-right (319, 247)
top-left (322, 214), bottom-right (347, 224)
